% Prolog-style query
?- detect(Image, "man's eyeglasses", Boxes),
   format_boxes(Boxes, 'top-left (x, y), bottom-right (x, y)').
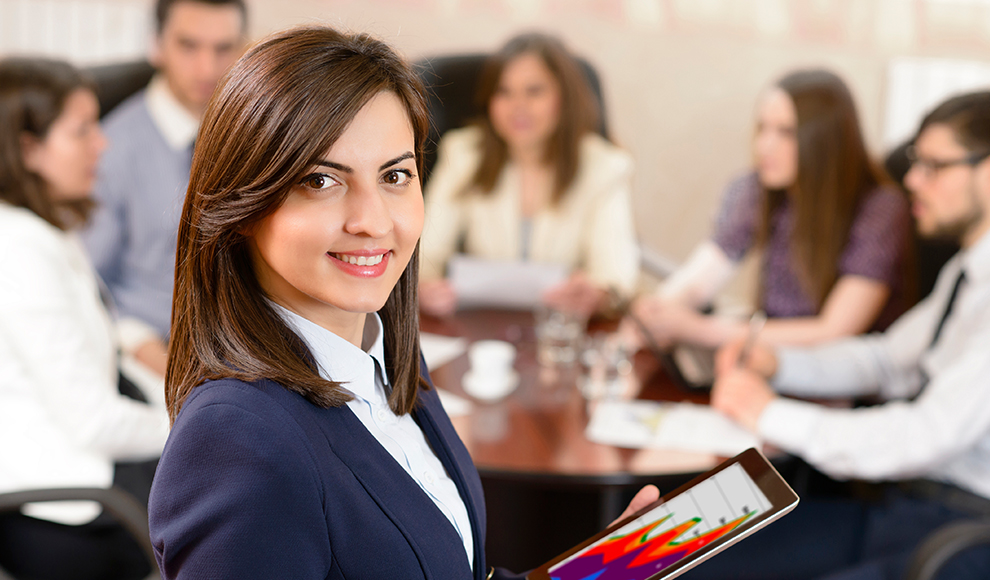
top-left (905, 146), bottom-right (990, 179)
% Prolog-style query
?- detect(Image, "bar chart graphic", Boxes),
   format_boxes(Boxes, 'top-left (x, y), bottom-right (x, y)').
top-left (549, 464), bottom-right (770, 580)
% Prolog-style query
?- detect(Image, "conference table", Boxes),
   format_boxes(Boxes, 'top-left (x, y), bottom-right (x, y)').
top-left (420, 308), bottom-right (728, 571)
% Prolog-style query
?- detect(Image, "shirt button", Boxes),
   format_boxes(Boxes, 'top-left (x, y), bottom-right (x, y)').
top-left (423, 470), bottom-right (436, 484)
top-left (376, 409), bottom-right (389, 423)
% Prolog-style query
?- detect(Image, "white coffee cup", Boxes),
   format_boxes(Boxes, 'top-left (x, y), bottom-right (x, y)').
top-left (468, 340), bottom-right (516, 377)
top-left (464, 340), bottom-right (518, 401)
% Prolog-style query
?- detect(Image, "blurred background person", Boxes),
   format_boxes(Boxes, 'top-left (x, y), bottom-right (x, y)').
top-left (418, 32), bottom-right (639, 320)
top-left (0, 56), bottom-right (168, 580)
top-left (628, 69), bottom-right (911, 350)
top-left (82, 0), bottom-right (247, 377)
top-left (697, 90), bottom-right (990, 580)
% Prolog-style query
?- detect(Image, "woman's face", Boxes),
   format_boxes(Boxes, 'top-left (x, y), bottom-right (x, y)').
top-left (753, 87), bottom-right (798, 190)
top-left (248, 91), bottom-right (424, 335)
top-left (488, 52), bottom-right (562, 155)
top-left (22, 88), bottom-right (106, 201)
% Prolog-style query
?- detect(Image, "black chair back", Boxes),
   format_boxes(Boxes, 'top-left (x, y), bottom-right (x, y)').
top-left (85, 60), bottom-right (156, 119)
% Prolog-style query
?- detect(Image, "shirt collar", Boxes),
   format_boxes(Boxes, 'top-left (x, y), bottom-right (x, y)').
top-left (144, 73), bottom-right (199, 151)
top-left (270, 303), bottom-right (389, 404)
top-left (959, 228), bottom-right (990, 284)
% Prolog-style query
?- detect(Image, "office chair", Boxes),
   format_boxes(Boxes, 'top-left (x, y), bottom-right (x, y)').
top-left (85, 60), bottom-right (156, 120)
top-left (413, 52), bottom-right (609, 185)
top-left (0, 487), bottom-right (160, 580)
top-left (904, 518), bottom-right (990, 580)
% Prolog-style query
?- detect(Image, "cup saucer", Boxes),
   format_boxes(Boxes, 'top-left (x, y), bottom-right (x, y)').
top-left (462, 370), bottom-right (519, 402)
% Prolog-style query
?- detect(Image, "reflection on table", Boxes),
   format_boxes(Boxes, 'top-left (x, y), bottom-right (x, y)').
top-left (420, 308), bottom-right (723, 572)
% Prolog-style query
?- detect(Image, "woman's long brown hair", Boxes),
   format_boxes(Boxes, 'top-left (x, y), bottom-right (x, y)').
top-left (756, 69), bottom-right (889, 309)
top-left (0, 57), bottom-right (95, 230)
top-left (166, 26), bottom-right (430, 423)
top-left (469, 32), bottom-right (600, 205)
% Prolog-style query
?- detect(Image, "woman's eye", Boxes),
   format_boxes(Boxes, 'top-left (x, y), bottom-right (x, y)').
top-left (382, 169), bottom-right (414, 186)
top-left (301, 173), bottom-right (336, 190)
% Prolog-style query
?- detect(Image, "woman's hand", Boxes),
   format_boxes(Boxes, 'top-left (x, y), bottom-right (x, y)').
top-left (710, 368), bottom-right (776, 433)
top-left (714, 337), bottom-right (778, 378)
top-left (610, 484), bottom-right (660, 526)
top-left (419, 279), bottom-right (458, 317)
top-left (626, 296), bottom-right (702, 349)
top-left (542, 272), bottom-right (606, 320)
top-left (134, 337), bottom-right (169, 377)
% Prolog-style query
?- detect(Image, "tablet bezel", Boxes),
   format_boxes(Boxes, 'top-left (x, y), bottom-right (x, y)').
top-left (526, 448), bottom-right (799, 580)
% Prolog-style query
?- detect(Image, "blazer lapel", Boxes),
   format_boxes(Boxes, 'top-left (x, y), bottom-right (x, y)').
top-left (413, 384), bottom-right (489, 580)
top-left (313, 401), bottom-right (473, 579)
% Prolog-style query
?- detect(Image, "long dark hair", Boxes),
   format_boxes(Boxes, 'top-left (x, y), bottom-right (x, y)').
top-left (470, 32), bottom-right (600, 205)
top-left (756, 69), bottom-right (889, 309)
top-left (166, 26), bottom-right (430, 423)
top-left (0, 57), bottom-right (95, 230)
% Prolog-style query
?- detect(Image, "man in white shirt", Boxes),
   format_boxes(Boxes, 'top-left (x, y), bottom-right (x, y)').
top-left (83, 0), bottom-right (247, 376)
top-left (695, 92), bottom-right (990, 579)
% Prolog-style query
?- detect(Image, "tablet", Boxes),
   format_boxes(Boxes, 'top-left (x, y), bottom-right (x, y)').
top-left (527, 448), bottom-right (799, 580)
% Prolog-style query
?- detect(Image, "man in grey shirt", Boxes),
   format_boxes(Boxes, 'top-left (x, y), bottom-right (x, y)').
top-left (84, 0), bottom-right (246, 376)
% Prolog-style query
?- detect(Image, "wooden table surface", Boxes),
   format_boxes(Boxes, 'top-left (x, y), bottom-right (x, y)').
top-left (422, 309), bottom-right (721, 485)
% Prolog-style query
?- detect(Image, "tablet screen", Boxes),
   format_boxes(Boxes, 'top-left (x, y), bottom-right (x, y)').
top-left (528, 449), bottom-right (798, 580)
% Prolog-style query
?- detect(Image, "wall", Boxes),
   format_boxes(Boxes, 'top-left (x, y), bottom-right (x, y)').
top-left (5, 0), bottom-right (990, 265)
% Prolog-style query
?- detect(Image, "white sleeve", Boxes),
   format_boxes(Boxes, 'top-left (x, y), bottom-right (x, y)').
top-left (771, 271), bottom-right (946, 400)
top-left (0, 230), bottom-right (168, 461)
top-left (760, 266), bottom-right (988, 481)
top-left (657, 240), bottom-right (737, 308)
top-left (760, 320), bottom-right (990, 480)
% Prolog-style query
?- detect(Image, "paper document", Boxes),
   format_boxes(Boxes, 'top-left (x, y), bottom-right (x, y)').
top-left (448, 255), bottom-right (568, 310)
top-left (586, 400), bottom-right (760, 457)
top-left (436, 388), bottom-right (473, 418)
top-left (419, 332), bottom-right (468, 371)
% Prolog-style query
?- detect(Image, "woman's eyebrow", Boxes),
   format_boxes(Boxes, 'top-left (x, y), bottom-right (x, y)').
top-left (313, 151), bottom-right (414, 173)
top-left (315, 160), bottom-right (351, 172)
top-left (379, 152), bottom-right (415, 171)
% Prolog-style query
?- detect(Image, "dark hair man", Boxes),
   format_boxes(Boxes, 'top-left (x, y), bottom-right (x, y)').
top-left (83, 0), bottom-right (247, 376)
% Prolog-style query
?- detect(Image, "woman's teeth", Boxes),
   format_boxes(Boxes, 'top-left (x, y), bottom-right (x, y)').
top-left (332, 253), bottom-right (384, 266)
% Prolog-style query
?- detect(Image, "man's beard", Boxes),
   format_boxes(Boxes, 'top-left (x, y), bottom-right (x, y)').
top-left (921, 181), bottom-right (985, 242)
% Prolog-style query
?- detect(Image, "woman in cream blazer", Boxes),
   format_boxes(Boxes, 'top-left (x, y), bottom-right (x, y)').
top-left (419, 33), bottom-right (639, 317)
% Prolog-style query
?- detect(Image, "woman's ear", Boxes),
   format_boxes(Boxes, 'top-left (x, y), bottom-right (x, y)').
top-left (19, 132), bottom-right (43, 173)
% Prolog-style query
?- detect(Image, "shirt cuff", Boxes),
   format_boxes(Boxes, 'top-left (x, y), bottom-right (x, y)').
top-left (116, 316), bottom-right (161, 355)
top-left (770, 347), bottom-right (806, 390)
top-left (757, 398), bottom-right (824, 455)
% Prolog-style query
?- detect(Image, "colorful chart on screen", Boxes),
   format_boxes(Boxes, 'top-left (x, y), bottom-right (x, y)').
top-left (547, 463), bottom-right (771, 580)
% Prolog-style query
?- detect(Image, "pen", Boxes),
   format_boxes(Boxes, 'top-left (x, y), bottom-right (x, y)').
top-left (737, 310), bottom-right (767, 368)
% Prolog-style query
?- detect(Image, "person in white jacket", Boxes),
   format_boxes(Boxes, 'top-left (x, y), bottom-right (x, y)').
top-left (0, 57), bottom-right (169, 580)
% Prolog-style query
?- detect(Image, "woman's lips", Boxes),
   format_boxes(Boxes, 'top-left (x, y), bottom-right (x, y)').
top-left (327, 251), bottom-right (391, 278)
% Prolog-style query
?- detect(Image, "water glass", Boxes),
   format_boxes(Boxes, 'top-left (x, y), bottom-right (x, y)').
top-left (534, 306), bottom-right (586, 366)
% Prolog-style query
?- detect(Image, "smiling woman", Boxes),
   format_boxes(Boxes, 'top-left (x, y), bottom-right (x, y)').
top-left (152, 25), bottom-right (510, 580)
top-left (150, 28), bottom-right (657, 579)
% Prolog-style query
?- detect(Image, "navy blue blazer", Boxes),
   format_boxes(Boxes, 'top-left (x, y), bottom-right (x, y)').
top-left (148, 364), bottom-right (524, 579)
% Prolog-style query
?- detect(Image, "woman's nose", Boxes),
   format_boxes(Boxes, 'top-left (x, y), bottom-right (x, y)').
top-left (343, 182), bottom-right (393, 238)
